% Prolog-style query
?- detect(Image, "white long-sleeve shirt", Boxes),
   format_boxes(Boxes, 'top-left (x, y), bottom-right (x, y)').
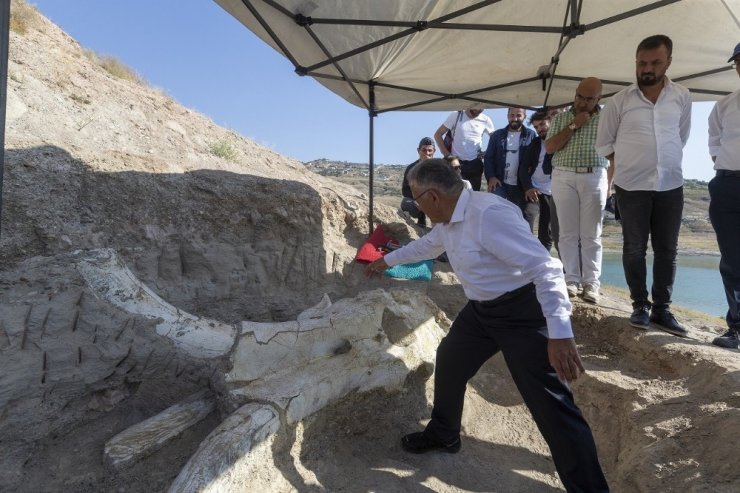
top-left (596, 78), bottom-right (691, 191)
top-left (384, 188), bottom-right (573, 339)
top-left (708, 89), bottom-right (740, 171)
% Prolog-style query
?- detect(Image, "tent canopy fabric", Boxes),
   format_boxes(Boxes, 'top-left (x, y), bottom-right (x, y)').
top-left (215, 0), bottom-right (740, 114)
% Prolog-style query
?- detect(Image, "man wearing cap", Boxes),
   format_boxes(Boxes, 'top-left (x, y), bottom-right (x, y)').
top-left (434, 108), bottom-right (495, 191)
top-left (546, 78), bottom-right (608, 304)
top-left (706, 42), bottom-right (740, 349)
top-left (596, 34), bottom-right (691, 337)
top-left (401, 137), bottom-right (436, 227)
top-left (484, 107), bottom-right (535, 208)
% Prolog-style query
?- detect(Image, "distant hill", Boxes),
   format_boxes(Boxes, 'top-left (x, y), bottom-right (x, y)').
top-left (306, 160), bottom-right (718, 254)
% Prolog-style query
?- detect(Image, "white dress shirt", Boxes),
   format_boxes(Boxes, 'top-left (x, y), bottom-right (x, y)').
top-left (708, 88), bottom-right (740, 171)
top-left (384, 188), bottom-right (573, 339)
top-left (596, 78), bottom-right (691, 191)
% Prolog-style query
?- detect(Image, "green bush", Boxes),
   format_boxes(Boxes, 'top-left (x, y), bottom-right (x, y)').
top-left (208, 140), bottom-right (239, 162)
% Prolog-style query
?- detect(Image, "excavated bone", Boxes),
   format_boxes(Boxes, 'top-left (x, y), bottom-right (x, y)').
top-left (104, 390), bottom-right (216, 470)
top-left (74, 249), bottom-right (447, 489)
top-left (77, 248), bottom-right (236, 359)
top-left (168, 403), bottom-right (281, 493)
top-left (228, 289), bottom-right (444, 423)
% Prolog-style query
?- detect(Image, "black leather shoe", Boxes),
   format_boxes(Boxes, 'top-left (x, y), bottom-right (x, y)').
top-left (629, 305), bottom-right (650, 330)
top-left (401, 432), bottom-right (461, 454)
top-left (712, 328), bottom-right (739, 349)
top-left (650, 310), bottom-right (688, 337)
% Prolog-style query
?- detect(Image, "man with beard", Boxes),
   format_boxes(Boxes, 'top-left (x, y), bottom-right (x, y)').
top-left (519, 109), bottom-right (559, 254)
top-left (484, 107), bottom-right (535, 208)
top-left (596, 35), bottom-right (691, 336)
top-left (546, 78), bottom-right (609, 304)
top-left (434, 108), bottom-right (494, 191)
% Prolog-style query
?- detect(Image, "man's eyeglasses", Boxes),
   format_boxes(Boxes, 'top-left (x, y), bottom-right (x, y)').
top-left (575, 93), bottom-right (598, 103)
top-left (412, 188), bottom-right (434, 206)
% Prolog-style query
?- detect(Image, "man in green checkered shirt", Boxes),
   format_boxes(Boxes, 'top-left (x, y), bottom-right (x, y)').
top-left (545, 77), bottom-right (609, 304)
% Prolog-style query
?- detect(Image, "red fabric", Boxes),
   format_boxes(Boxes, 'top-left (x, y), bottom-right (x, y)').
top-left (355, 226), bottom-right (395, 263)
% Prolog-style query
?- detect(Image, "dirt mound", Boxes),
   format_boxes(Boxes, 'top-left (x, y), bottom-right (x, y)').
top-left (1, 4), bottom-right (738, 492)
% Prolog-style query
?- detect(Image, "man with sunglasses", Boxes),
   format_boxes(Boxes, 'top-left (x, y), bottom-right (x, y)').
top-left (365, 159), bottom-right (608, 493)
top-left (596, 35), bottom-right (691, 337)
top-left (484, 107), bottom-right (535, 208)
top-left (546, 77), bottom-right (609, 304)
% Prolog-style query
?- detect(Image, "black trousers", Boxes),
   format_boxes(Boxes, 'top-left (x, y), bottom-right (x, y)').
top-left (523, 193), bottom-right (559, 254)
top-left (709, 174), bottom-right (740, 330)
top-left (614, 185), bottom-right (683, 310)
top-left (424, 285), bottom-right (608, 493)
top-left (460, 158), bottom-right (484, 191)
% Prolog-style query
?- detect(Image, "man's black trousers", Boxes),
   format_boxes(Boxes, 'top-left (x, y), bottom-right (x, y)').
top-left (423, 285), bottom-right (608, 493)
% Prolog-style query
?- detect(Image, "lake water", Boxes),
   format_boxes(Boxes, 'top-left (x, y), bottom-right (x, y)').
top-left (600, 252), bottom-right (726, 318)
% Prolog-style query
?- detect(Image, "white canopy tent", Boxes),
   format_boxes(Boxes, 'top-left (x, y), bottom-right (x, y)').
top-left (214, 0), bottom-right (740, 232)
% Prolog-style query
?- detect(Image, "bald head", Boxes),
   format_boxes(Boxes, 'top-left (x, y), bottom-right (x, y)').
top-left (574, 77), bottom-right (602, 113)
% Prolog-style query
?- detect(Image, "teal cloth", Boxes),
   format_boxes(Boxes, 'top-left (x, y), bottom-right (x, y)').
top-left (384, 260), bottom-right (433, 281)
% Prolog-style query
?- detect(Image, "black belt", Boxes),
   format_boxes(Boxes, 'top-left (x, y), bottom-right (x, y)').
top-left (716, 169), bottom-right (740, 177)
top-left (473, 283), bottom-right (535, 308)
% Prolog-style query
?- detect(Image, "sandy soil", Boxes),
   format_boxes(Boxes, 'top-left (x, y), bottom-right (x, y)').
top-left (1, 4), bottom-right (738, 492)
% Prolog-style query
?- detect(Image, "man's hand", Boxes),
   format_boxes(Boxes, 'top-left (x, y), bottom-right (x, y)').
top-left (547, 338), bottom-right (586, 382)
top-left (572, 111), bottom-right (591, 129)
top-left (487, 177), bottom-right (501, 192)
top-left (364, 258), bottom-right (389, 278)
top-left (525, 189), bottom-right (539, 203)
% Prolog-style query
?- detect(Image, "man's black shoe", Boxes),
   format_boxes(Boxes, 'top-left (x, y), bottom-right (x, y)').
top-left (401, 432), bottom-right (461, 454)
top-left (712, 328), bottom-right (739, 349)
top-left (650, 310), bottom-right (688, 337)
top-left (629, 305), bottom-right (650, 330)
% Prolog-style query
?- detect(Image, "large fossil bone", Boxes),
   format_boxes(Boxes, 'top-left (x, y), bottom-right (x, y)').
top-left (77, 249), bottom-right (446, 490)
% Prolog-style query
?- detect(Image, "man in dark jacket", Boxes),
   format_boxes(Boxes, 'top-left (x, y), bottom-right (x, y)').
top-left (401, 137), bottom-right (436, 227)
top-left (484, 108), bottom-right (536, 208)
top-left (519, 109), bottom-right (559, 254)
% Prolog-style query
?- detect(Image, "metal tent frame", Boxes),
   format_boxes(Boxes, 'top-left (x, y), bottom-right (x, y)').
top-left (218, 0), bottom-right (736, 233)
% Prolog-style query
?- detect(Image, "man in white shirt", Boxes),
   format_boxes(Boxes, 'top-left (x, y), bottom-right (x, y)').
top-left (707, 42), bottom-right (740, 350)
top-left (596, 34), bottom-right (691, 337)
top-left (365, 160), bottom-right (608, 492)
top-left (434, 108), bottom-right (495, 191)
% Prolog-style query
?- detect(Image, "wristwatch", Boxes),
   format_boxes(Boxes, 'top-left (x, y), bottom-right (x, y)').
top-left (568, 122), bottom-right (577, 131)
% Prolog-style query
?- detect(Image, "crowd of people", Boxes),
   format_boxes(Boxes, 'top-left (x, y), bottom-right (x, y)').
top-left (377, 34), bottom-right (739, 493)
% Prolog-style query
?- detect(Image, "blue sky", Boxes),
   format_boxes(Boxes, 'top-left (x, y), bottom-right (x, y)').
top-left (31, 0), bottom-right (722, 181)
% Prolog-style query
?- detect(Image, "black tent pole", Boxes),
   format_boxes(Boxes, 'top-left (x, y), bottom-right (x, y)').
top-left (368, 81), bottom-right (376, 234)
top-left (0, 0), bottom-right (10, 240)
